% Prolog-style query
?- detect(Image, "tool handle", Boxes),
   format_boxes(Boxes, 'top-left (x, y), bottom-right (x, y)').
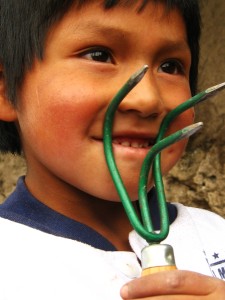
top-left (141, 264), bottom-right (177, 276)
top-left (141, 244), bottom-right (177, 276)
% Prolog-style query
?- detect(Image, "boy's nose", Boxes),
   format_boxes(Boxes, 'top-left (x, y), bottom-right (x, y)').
top-left (118, 75), bottom-right (164, 119)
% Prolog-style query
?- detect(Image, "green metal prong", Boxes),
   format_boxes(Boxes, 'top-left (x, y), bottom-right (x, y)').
top-left (139, 122), bottom-right (203, 232)
top-left (179, 122), bottom-right (203, 139)
top-left (103, 64), bottom-right (225, 244)
top-left (153, 83), bottom-right (225, 242)
top-left (195, 82), bottom-right (225, 104)
top-left (103, 65), bottom-right (157, 242)
top-left (128, 65), bottom-right (149, 87)
top-left (205, 82), bottom-right (225, 94)
top-left (156, 82), bottom-right (225, 141)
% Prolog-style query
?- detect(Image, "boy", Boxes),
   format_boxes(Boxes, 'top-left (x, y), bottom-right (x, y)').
top-left (0, 0), bottom-right (225, 299)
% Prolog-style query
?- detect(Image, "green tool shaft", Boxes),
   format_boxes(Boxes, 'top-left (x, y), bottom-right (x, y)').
top-left (153, 81), bottom-right (225, 223)
top-left (103, 66), bottom-right (225, 244)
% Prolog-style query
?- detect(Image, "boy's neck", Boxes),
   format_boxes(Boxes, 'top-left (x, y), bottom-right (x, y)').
top-left (25, 174), bottom-right (135, 252)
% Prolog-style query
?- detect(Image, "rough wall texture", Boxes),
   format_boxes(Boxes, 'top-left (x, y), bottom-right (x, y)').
top-left (164, 0), bottom-right (225, 217)
top-left (0, 1), bottom-right (225, 217)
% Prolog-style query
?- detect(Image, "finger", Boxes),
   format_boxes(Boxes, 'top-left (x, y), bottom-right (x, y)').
top-left (125, 296), bottom-right (220, 300)
top-left (120, 270), bottom-right (219, 299)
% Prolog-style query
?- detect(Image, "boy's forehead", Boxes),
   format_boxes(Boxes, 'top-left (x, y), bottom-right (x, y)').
top-left (66, 0), bottom-right (181, 23)
top-left (45, 0), bottom-right (185, 39)
top-left (63, 1), bottom-right (184, 31)
top-left (61, 0), bottom-right (186, 35)
top-left (46, 1), bottom-right (188, 54)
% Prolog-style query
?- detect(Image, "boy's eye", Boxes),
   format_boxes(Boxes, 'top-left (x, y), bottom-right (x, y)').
top-left (79, 47), bottom-right (114, 64)
top-left (158, 60), bottom-right (184, 75)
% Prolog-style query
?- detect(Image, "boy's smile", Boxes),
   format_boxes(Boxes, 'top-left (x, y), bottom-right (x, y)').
top-left (15, 1), bottom-right (193, 213)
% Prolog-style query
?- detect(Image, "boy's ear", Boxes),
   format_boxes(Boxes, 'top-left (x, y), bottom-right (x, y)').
top-left (0, 67), bottom-right (17, 121)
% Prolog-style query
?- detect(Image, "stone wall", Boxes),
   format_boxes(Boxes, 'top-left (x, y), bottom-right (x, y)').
top-left (164, 0), bottom-right (225, 217)
top-left (0, 1), bottom-right (225, 218)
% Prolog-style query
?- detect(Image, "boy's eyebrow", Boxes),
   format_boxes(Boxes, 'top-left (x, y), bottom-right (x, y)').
top-left (156, 40), bottom-right (191, 54)
top-left (72, 22), bottom-right (131, 40)
top-left (72, 22), bottom-right (190, 54)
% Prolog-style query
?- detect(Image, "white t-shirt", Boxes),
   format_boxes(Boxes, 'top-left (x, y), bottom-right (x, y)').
top-left (0, 203), bottom-right (224, 300)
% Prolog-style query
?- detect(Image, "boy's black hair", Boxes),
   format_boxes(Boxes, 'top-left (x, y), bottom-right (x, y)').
top-left (0, 0), bottom-right (201, 154)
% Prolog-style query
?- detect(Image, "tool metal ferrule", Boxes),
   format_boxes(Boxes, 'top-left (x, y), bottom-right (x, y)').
top-left (141, 244), bottom-right (176, 270)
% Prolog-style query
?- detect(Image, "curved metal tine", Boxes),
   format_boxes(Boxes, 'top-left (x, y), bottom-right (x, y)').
top-left (204, 82), bottom-right (225, 98)
top-left (103, 67), bottom-right (222, 244)
top-left (103, 65), bottom-right (156, 241)
top-left (103, 65), bottom-right (185, 243)
top-left (153, 82), bottom-right (225, 228)
top-left (104, 65), bottom-right (148, 143)
top-left (138, 123), bottom-right (203, 234)
top-left (156, 82), bottom-right (225, 142)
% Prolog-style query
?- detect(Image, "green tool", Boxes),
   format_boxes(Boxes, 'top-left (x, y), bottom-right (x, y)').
top-left (103, 65), bottom-right (225, 274)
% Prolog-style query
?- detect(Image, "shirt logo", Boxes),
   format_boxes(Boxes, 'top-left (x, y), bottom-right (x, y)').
top-left (204, 250), bottom-right (225, 280)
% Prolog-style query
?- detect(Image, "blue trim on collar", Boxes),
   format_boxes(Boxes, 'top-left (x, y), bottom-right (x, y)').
top-left (0, 177), bottom-right (177, 251)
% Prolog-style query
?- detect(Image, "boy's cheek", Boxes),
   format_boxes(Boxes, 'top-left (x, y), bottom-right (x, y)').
top-left (161, 138), bottom-right (188, 175)
top-left (159, 107), bottom-right (193, 176)
top-left (168, 108), bottom-right (195, 134)
top-left (188, 107), bottom-right (195, 122)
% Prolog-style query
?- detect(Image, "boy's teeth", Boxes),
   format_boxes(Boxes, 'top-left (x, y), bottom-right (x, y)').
top-left (120, 141), bottom-right (130, 147)
top-left (114, 140), bottom-right (150, 148)
top-left (131, 142), bottom-right (139, 148)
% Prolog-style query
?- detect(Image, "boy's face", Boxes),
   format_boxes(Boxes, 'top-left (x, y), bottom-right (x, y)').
top-left (15, 1), bottom-right (193, 202)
